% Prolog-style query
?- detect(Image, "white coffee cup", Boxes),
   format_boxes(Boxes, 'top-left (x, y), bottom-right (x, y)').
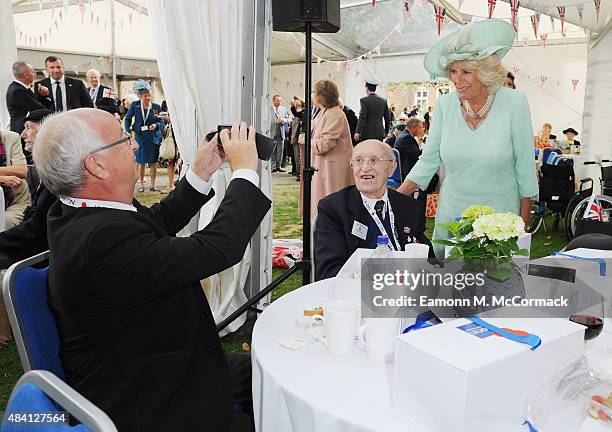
top-left (308, 301), bottom-right (358, 356)
top-left (357, 318), bottom-right (401, 364)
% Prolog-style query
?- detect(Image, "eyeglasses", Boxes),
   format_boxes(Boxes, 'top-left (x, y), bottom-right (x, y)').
top-left (399, 118), bottom-right (407, 122)
top-left (90, 132), bottom-right (133, 154)
top-left (350, 157), bottom-right (394, 168)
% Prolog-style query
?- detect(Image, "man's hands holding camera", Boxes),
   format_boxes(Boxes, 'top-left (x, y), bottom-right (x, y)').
top-left (192, 121), bottom-right (258, 182)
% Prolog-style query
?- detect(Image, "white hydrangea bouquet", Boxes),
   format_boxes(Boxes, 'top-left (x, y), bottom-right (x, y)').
top-left (435, 205), bottom-right (529, 281)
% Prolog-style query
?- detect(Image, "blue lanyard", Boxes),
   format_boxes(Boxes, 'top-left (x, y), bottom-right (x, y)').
top-left (467, 316), bottom-right (542, 351)
top-left (551, 252), bottom-right (606, 277)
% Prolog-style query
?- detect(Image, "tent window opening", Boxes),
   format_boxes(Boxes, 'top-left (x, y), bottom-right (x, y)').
top-left (415, 87), bottom-right (428, 110)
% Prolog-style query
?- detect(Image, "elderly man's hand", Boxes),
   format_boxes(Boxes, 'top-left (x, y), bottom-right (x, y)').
top-left (220, 121), bottom-right (258, 172)
top-left (192, 132), bottom-right (225, 182)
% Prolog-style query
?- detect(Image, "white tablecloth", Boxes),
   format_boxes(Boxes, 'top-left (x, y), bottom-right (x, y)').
top-left (251, 278), bottom-right (606, 432)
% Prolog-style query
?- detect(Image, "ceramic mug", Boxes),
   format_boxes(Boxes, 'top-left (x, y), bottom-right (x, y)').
top-left (308, 301), bottom-right (358, 356)
top-left (357, 318), bottom-right (401, 363)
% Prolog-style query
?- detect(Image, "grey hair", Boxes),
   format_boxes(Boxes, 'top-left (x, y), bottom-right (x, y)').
top-left (33, 112), bottom-right (104, 197)
top-left (86, 68), bottom-right (101, 78)
top-left (447, 54), bottom-right (507, 91)
top-left (12, 61), bottom-right (31, 78)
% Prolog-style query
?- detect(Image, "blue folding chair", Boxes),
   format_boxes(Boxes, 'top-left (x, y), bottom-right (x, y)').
top-left (2, 251), bottom-right (65, 380)
top-left (2, 370), bottom-right (117, 431)
top-left (387, 148), bottom-right (403, 188)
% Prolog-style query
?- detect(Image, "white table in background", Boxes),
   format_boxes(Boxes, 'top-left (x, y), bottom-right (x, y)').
top-left (251, 278), bottom-right (604, 432)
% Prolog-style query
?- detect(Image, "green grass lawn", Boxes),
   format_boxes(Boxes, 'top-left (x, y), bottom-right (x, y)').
top-left (0, 181), bottom-right (571, 411)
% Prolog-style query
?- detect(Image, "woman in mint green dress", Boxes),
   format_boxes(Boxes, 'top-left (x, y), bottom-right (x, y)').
top-left (398, 19), bottom-right (538, 258)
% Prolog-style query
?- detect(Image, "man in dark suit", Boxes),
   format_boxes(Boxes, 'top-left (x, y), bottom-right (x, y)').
top-left (86, 68), bottom-right (118, 114)
top-left (314, 139), bottom-right (431, 280)
top-left (6, 61), bottom-right (53, 135)
top-left (338, 97), bottom-right (358, 146)
top-left (34, 56), bottom-right (93, 111)
top-left (355, 80), bottom-right (391, 142)
top-left (34, 109), bottom-right (271, 432)
top-left (394, 118), bottom-right (438, 207)
top-left (0, 109), bottom-right (56, 269)
top-left (394, 118), bottom-right (423, 178)
top-left (384, 124), bottom-right (405, 148)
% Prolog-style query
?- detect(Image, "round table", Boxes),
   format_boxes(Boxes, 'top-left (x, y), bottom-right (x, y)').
top-left (251, 278), bottom-right (604, 432)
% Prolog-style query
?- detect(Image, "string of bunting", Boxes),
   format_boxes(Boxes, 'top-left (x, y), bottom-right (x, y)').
top-left (15, 0), bottom-right (146, 48)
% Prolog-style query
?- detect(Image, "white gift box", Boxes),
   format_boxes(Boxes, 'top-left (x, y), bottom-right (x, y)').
top-left (392, 317), bottom-right (585, 432)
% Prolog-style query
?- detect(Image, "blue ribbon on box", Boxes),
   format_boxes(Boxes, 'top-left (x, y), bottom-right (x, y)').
top-left (467, 317), bottom-right (542, 351)
top-left (402, 310), bottom-right (442, 334)
top-left (522, 419), bottom-right (538, 432)
top-left (551, 252), bottom-right (606, 277)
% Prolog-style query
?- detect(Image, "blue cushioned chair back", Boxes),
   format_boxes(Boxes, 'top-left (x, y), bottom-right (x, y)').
top-left (12, 266), bottom-right (65, 380)
top-left (387, 148), bottom-right (402, 187)
top-left (3, 382), bottom-right (90, 431)
top-left (542, 147), bottom-right (562, 165)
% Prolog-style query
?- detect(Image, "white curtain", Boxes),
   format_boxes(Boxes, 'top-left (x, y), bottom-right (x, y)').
top-left (0, 1), bottom-right (17, 130)
top-left (149, 0), bottom-right (272, 335)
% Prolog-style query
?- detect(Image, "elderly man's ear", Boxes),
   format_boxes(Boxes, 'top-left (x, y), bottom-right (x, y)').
top-left (83, 154), bottom-right (110, 180)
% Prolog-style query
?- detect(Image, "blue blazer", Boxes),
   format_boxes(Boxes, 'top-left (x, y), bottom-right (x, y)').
top-left (124, 101), bottom-right (164, 144)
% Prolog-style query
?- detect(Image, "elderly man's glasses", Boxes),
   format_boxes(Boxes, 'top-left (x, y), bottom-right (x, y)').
top-left (350, 157), bottom-right (394, 168)
top-left (399, 118), bottom-right (407, 122)
top-left (90, 132), bottom-right (133, 154)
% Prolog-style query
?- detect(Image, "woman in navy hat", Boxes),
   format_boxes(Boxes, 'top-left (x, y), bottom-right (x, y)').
top-left (563, 128), bottom-right (580, 147)
top-left (124, 80), bottom-right (165, 192)
top-left (397, 19), bottom-right (538, 258)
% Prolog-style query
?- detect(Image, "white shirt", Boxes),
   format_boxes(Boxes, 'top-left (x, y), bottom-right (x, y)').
top-left (60, 168), bottom-right (260, 211)
top-left (51, 76), bottom-right (67, 112)
top-left (360, 190), bottom-right (390, 219)
top-left (89, 86), bottom-right (99, 107)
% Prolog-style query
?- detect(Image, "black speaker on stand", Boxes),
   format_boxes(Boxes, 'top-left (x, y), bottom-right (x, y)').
top-left (216, 0), bottom-right (341, 333)
top-left (274, 0), bottom-right (341, 287)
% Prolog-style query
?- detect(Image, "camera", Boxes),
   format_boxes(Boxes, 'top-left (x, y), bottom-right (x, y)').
top-left (205, 125), bottom-right (276, 161)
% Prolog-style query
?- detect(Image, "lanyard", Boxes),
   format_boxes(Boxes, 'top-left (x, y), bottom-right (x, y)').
top-left (362, 197), bottom-right (400, 251)
top-left (60, 196), bottom-right (137, 212)
top-left (140, 103), bottom-right (152, 125)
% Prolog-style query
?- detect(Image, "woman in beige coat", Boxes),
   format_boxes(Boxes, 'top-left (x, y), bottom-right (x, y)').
top-left (299, 80), bottom-right (354, 216)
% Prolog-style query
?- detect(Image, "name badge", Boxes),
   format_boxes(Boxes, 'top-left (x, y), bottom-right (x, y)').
top-left (351, 221), bottom-right (368, 240)
top-left (141, 126), bottom-right (149, 132)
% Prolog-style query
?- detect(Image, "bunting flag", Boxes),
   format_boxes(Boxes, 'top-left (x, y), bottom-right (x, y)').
top-left (572, 79), bottom-right (579, 91)
top-left (530, 13), bottom-right (540, 38)
top-left (78, 0), bottom-right (86, 21)
top-left (404, 1), bottom-right (413, 19)
top-left (513, 66), bottom-right (520, 75)
top-left (539, 76), bottom-right (547, 87)
top-left (434, 5), bottom-right (446, 35)
top-left (509, 0), bottom-right (520, 30)
top-left (540, 33), bottom-right (548, 47)
top-left (557, 6), bottom-right (566, 36)
top-left (576, 3), bottom-right (584, 21)
top-left (488, 0), bottom-right (497, 18)
top-left (372, 0), bottom-right (376, 5)
top-left (595, 0), bottom-right (601, 21)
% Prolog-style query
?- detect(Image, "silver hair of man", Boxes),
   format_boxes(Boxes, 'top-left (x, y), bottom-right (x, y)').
top-left (86, 68), bottom-right (101, 78)
top-left (12, 61), bottom-right (32, 78)
top-left (33, 111), bottom-right (105, 197)
top-left (352, 139), bottom-right (394, 161)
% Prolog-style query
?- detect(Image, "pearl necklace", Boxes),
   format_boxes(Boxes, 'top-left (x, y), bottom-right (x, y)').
top-left (463, 92), bottom-right (495, 120)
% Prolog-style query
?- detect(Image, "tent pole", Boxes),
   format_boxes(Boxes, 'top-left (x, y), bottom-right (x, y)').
top-left (302, 21), bottom-right (313, 286)
top-left (110, 0), bottom-right (117, 90)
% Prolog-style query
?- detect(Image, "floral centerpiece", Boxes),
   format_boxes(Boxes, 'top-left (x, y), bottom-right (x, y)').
top-left (435, 205), bottom-right (529, 281)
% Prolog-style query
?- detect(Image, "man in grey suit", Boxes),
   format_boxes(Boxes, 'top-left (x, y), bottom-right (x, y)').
top-left (270, 95), bottom-right (290, 172)
top-left (355, 79), bottom-right (391, 143)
